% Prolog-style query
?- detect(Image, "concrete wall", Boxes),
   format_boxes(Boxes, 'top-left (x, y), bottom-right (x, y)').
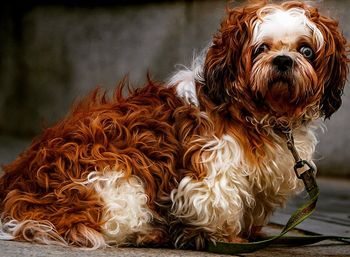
top-left (0, 0), bottom-right (349, 176)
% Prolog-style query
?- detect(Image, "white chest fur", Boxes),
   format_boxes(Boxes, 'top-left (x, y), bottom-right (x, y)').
top-left (170, 126), bottom-right (318, 236)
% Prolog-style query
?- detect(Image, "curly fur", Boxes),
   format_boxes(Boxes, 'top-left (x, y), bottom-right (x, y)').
top-left (0, 0), bottom-right (348, 250)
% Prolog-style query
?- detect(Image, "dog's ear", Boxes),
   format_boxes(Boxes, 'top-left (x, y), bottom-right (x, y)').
top-left (203, 2), bottom-right (265, 105)
top-left (312, 12), bottom-right (349, 118)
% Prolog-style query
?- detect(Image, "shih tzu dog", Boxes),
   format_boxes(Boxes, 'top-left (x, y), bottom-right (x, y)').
top-left (0, 0), bottom-right (348, 250)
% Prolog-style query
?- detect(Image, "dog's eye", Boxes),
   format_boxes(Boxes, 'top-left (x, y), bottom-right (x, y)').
top-left (254, 44), bottom-right (269, 56)
top-left (299, 46), bottom-right (314, 60)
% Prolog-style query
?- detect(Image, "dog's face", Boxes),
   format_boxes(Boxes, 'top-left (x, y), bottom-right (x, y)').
top-left (251, 6), bottom-right (324, 117)
top-left (204, 1), bottom-right (348, 126)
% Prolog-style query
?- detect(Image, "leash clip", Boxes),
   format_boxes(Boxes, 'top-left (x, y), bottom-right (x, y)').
top-left (284, 130), bottom-right (316, 179)
top-left (294, 160), bottom-right (315, 179)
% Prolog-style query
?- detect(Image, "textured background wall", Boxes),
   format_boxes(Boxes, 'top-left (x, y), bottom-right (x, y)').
top-left (0, 0), bottom-right (349, 176)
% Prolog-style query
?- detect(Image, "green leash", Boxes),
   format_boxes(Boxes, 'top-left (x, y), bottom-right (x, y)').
top-left (205, 131), bottom-right (350, 255)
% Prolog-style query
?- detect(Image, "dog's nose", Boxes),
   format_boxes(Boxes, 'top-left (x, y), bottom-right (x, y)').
top-left (273, 55), bottom-right (293, 72)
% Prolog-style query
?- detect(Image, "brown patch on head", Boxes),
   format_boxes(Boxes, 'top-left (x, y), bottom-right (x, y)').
top-left (203, 1), bottom-right (268, 105)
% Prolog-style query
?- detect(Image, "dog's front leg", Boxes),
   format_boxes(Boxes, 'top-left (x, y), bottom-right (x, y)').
top-left (170, 175), bottom-right (249, 249)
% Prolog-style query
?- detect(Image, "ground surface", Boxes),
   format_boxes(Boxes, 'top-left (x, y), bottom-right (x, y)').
top-left (0, 136), bottom-right (349, 256)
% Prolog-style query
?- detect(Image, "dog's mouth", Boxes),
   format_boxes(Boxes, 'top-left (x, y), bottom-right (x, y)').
top-left (269, 76), bottom-right (292, 89)
top-left (251, 69), bottom-right (311, 118)
top-left (262, 76), bottom-right (297, 114)
top-left (268, 76), bottom-right (293, 99)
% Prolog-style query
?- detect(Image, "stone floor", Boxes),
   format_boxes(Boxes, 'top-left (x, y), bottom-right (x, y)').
top-left (0, 136), bottom-right (349, 256)
top-left (0, 239), bottom-right (349, 257)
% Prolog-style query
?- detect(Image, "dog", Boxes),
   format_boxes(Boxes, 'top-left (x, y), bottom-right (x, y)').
top-left (0, 0), bottom-right (348, 250)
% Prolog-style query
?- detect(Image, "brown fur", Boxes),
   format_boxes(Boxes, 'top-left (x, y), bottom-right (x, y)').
top-left (0, 0), bottom-right (348, 249)
top-left (0, 80), bottom-right (188, 246)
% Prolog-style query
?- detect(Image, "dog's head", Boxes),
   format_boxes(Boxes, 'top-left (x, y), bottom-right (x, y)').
top-left (203, 1), bottom-right (348, 126)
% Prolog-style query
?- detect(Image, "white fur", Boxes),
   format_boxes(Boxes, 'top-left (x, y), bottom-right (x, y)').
top-left (0, 171), bottom-right (153, 248)
top-left (171, 135), bottom-right (249, 236)
top-left (171, 125), bottom-right (318, 241)
top-left (168, 69), bottom-right (199, 106)
top-left (167, 53), bottom-right (206, 106)
top-left (86, 170), bottom-right (153, 245)
top-left (253, 7), bottom-right (324, 50)
top-left (0, 219), bottom-right (68, 246)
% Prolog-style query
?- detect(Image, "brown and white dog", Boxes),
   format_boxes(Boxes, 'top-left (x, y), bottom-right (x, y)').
top-left (0, 0), bottom-right (348, 250)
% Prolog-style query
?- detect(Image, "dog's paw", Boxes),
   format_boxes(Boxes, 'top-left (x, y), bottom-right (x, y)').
top-left (135, 228), bottom-right (169, 246)
top-left (249, 226), bottom-right (267, 240)
top-left (227, 235), bottom-right (249, 243)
